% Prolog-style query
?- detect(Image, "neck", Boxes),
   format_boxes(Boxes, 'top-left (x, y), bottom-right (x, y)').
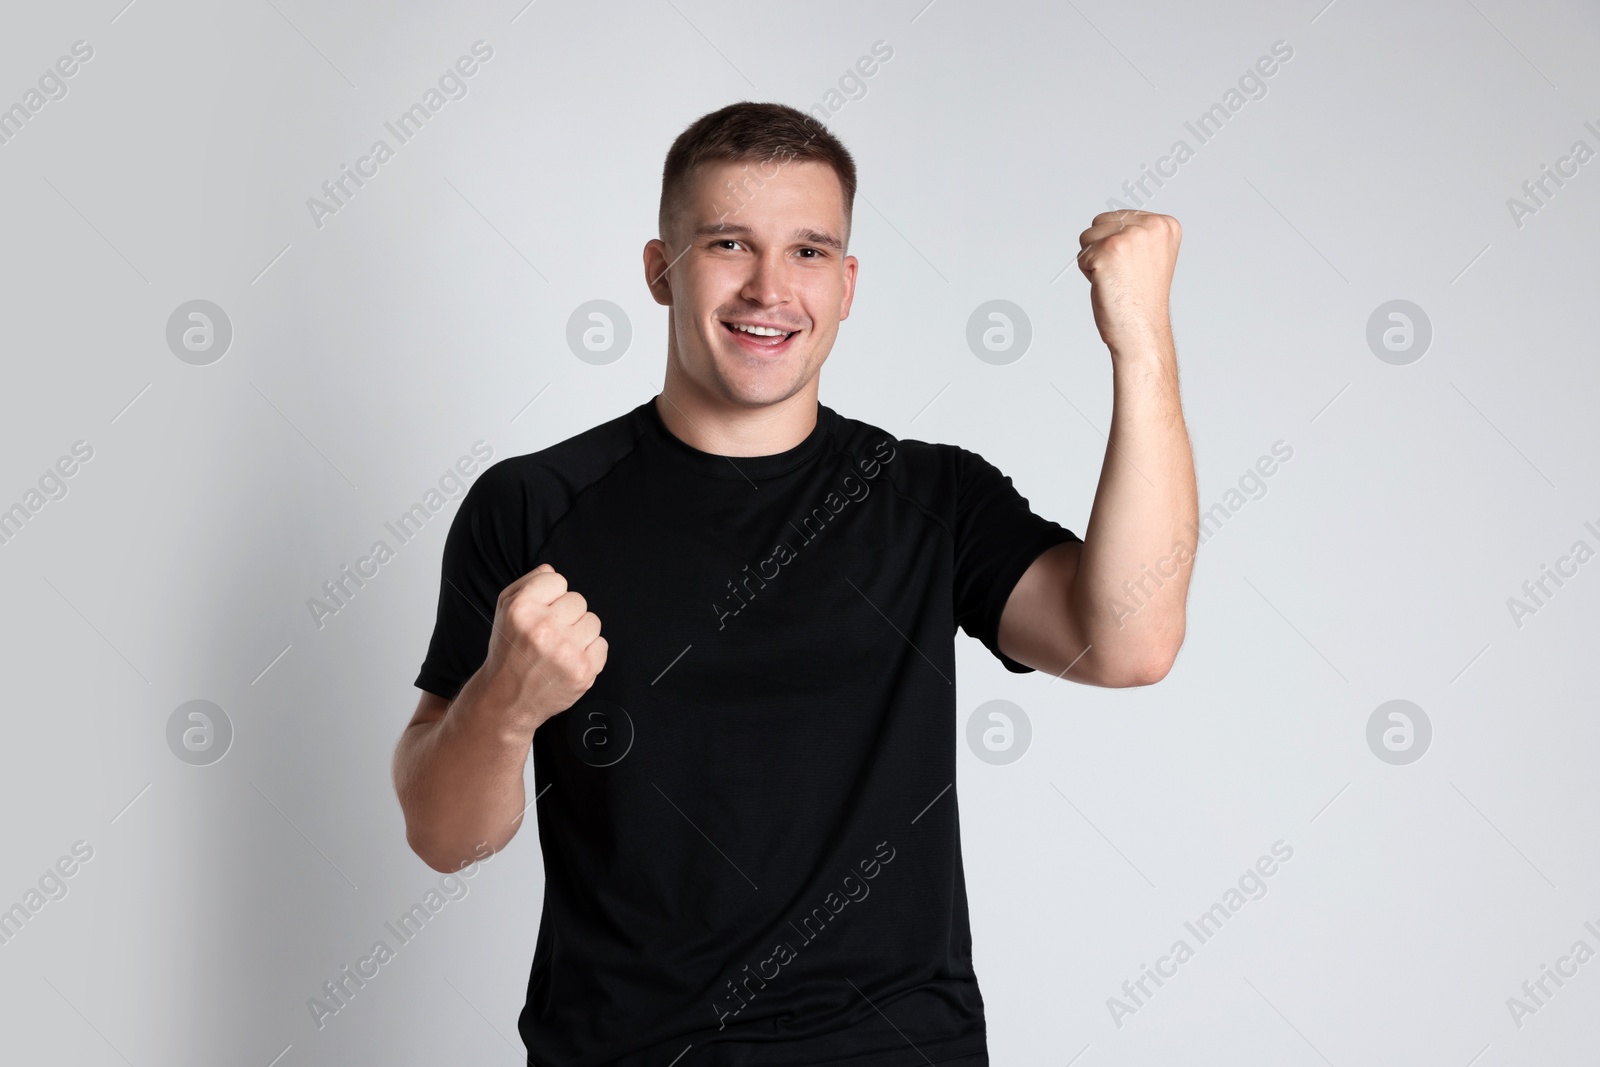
top-left (656, 355), bottom-right (819, 457)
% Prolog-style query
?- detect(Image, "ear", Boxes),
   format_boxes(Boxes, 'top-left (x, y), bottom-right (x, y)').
top-left (643, 238), bottom-right (675, 307)
top-left (837, 254), bottom-right (859, 321)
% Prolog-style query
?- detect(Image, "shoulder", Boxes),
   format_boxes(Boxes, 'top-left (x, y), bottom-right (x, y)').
top-left (452, 403), bottom-right (651, 561)
top-left (470, 402), bottom-right (650, 505)
top-left (823, 405), bottom-right (979, 489)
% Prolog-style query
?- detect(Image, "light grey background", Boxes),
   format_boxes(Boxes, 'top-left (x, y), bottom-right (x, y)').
top-left (2, 0), bottom-right (1596, 1064)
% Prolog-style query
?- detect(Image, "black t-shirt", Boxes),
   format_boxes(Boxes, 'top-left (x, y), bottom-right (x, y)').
top-left (414, 396), bottom-right (1081, 1067)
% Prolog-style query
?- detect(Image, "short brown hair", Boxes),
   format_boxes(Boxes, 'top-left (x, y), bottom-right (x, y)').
top-left (658, 101), bottom-right (857, 246)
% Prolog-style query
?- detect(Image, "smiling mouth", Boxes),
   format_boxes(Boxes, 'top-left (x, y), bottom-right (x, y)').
top-left (721, 320), bottom-right (801, 352)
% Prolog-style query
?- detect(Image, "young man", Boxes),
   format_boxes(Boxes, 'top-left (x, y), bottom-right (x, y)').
top-left (393, 102), bottom-right (1196, 1065)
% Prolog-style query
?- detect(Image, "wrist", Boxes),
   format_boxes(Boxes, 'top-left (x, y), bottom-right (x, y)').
top-left (1103, 315), bottom-right (1171, 356)
top-left (460, 663), bottom-right (548, 744)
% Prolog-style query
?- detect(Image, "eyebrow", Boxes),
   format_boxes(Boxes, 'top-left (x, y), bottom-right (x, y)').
top-left (692, 221), bottom-right (844, 251)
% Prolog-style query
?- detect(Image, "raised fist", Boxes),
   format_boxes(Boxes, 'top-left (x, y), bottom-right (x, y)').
top-left (1076, 209), bottom-right (1181, 354)
top-left (483, 563), bottom-right (608, 729)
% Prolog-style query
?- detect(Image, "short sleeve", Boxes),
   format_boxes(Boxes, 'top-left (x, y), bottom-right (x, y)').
top-left (413, 462), bottom-right (527, 701)
top-left (951, 447), bottom-right (1082, 673)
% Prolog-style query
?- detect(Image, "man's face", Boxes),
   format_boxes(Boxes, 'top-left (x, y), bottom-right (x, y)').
top-left (645, 158), bottom-right (857, 408)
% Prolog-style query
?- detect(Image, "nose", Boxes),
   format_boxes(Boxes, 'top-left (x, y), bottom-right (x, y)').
top-left (739, 246), bottom-right (789, 308)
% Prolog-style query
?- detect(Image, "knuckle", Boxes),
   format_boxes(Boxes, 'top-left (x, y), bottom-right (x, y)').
top-left (526, 616), bottom-right (558, 647)
top-left (516, 599), bottom-right (548, 633)
top-left (546, 641), bottom-right (579, 675)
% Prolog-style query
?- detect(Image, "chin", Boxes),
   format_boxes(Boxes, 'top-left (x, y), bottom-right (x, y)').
top-left (715, 364), bottom-right (810, 407)
top-left (721, 380), bottom-right (797, 407)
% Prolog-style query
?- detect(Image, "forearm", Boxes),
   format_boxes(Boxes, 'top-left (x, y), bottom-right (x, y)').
top-left (1071, 326), bottom-right (1198, 679)
top-left (395, 669), bottom-right (542, 872)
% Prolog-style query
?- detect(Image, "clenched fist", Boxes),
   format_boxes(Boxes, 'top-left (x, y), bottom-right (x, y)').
top-left (482, 563), bottom-right (608, 730)
top-left (1076, 209), bottom-right (1181, 355)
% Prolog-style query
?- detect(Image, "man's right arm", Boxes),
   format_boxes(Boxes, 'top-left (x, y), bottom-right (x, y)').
top-left (392, 564), bottom-right (607, 873)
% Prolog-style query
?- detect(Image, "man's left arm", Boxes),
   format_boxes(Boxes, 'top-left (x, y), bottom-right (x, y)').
top-left (997, 209), bottom-right (1198, 687)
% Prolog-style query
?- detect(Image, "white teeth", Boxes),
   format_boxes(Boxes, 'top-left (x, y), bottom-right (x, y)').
top-left (729, 323), bottom-right (789, 336)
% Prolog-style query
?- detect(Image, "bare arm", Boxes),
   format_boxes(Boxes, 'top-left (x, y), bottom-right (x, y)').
top-left (393, 563), bottom-right (607, 872)
top-left (998, 210), bottom-right (1197, 686)
top-left (392, 677), bottom-right (537, 873)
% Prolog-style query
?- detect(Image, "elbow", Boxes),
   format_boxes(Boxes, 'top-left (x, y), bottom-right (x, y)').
top-left (411, 842), bottom-right (456, 875)
top-left (1122, 655), bottom-right (1174, 687)
top-left (401, 799), bottom-right (506, 873)
top-left (422, 854), bottom-right (467, 874)
top-left (407, 828), bottom-right (495, 874)
top-left (399, 798), bottom-right (467, 873)
top-left (1111, 633), bottom-right (1184, 687)
top-left (404, 825), bottom-right (454, 873)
